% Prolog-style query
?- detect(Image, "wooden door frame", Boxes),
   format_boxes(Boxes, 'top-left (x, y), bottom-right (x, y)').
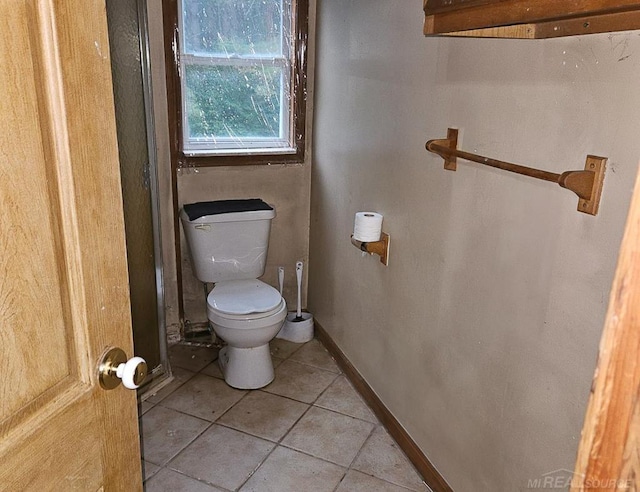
top-left (573, 164), bottom-right (640, 490)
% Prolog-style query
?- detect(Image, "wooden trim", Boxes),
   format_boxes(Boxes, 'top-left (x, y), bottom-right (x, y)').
top-left (426, 10), bottom-right (640, 39)
top-left (572, 165), bottom-right (640, 491)
top-left (423, 0), bottom-right (640, 38)
top-left (161, 0), bottom-right (184, 324)
top-left (425, 21), bottom-right (536, 38)
top-left (315, 321), bottom-right (453, 492)
top-left (534, 10), bottom-right (640, 39)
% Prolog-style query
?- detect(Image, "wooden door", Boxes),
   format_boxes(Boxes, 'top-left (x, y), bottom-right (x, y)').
top-left (0, 0), bottom-right (142, 490)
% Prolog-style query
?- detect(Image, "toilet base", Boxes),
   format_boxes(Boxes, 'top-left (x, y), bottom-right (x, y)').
top-left (218, 344), bottom-right (274, 389)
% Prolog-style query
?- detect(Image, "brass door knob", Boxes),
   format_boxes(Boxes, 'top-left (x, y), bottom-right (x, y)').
top-left (98, 347), bottom-right (148, 390)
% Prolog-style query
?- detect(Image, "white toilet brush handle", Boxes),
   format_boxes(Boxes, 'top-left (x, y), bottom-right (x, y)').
top-left (278, 266), bottom-right (285, 295)
top-left (296, 261), bottom-right (303, 318)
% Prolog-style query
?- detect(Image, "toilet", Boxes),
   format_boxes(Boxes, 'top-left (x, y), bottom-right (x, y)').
top-left (180, 199), bottom-right (286, 389)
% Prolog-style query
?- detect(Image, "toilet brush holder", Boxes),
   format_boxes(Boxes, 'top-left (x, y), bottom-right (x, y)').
top-left (276, 312), bottom-right (314, 343)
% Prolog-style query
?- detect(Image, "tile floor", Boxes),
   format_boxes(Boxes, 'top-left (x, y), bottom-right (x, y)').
top-left (140, 338), bottom-right (430, 492)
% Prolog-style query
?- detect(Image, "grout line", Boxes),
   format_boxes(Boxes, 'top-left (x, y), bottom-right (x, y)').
top-left (149, 339), bottom-right (403, 491)
top-left (255, 387), bottom-right (310, 405)
top-left (142, 418), bottom-right (215, 469)
top-left (162, 421), bottom-right (274, 492)
top-left (150, 400), bottom-right (221, 424)
top-left (160, 419), bottom-right (215, 468)
top-left (309, 371), bottom-right (342, 405)
top-left (344, 424), bottom-right (377, 470)
top-left (219, 341), bottom-right (343, 490)
top-left (277, 402), bottom-right (315, 444)
top-left (160, 465), bottom-right (235, 491)
top-left (144, 372), bottom-right (198, 404)
top-left (212, 390), bottom-right (253, 422)
top-left (233, 438), bottom-right (280, 491)
top-left (276, 440), bottom-right (352, 469)
top-left (141, 460), bottom-right (161, 484)
top-left (312, 400), bottom-right (379, 425)
top-left (310, 401), bottom-right (380, 426)
top-left (284, 355), bottom-right (342, 374)
top-left (332, 471), bottom-right (349, 492)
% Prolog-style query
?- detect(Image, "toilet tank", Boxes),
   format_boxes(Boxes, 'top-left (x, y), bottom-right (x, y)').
top-left (180, 199), bottom-right (275, 283)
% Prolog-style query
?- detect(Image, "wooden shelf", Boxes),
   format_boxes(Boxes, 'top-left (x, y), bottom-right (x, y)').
top-left (423, 0), bottom-right (640, 39)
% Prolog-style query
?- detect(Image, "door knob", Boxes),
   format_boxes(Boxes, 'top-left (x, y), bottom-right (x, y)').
top-left (98, 347), bottom-right (148, 390)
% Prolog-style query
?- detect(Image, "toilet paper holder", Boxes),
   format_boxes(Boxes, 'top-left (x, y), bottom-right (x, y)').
top-left (350, 233), bottom-right (390, 266)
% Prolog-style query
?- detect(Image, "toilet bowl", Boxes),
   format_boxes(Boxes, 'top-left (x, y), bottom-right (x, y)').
top-left (180, 199), bottom-right (284, 389)
top-left (207, 279), bottom-right (286, 389)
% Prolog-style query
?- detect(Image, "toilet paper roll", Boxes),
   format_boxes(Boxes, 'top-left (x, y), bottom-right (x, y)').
top-left (353, 212), bottom-right (383, 242)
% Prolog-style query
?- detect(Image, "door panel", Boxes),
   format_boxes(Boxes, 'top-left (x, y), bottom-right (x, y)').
top-left (0, 0), bottom-right (141, 489)
top-left (1, 2), bottom-right (79, 422)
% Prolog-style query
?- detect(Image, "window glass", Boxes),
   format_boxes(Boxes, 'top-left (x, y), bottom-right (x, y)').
top-left (183, 0), bottom-right (283, 57)
top-left (179, 0), bottom-right (294, 154)
top-left (185, 64), bottom-right (284, 141)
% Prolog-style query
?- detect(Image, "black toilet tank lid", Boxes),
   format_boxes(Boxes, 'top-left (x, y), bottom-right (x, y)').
top-left (183, 199), bottom-right (273, 221)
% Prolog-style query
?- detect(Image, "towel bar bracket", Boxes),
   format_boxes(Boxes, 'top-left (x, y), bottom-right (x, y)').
top-left (576, 155), bottom-right (606, 216)
top-left (431, 128), bottom-right (459, 171)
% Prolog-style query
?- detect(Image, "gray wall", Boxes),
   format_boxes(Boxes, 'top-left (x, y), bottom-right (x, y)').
top-left (310, 2), bottom-right (640, 491)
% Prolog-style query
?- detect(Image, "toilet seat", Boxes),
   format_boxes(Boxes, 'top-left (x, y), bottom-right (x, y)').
top-left (208, 279), bottom-right (282, 315)
top-left (207, 279), bottom-right (285, 328)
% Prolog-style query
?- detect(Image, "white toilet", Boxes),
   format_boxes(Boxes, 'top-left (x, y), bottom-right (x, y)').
top-left (180, 199), bottom-right (286, 389)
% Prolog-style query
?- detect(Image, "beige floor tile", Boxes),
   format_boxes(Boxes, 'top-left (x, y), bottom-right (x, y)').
top-left (315, 375), bottom-right (378, 423)
top-left (145, 467), bottom-right (224, 492)
top-left (169, 344), bottom-right (219, 372)
top-left (281, 406), bottom-right (374, 466)
top-left (336, 470), bottom-right (416, 492)
top-left (288, 339), bottom-right (341, 373)
top-left (201, 356), bottom-right (284, 380)
top-left (169, 425), bottom-right (275, 491)
top-left (139, 400), bottom-right (155, 416)
top-left (140, 406), bottom-right (209, 466)
top-left (263, 359), bottom-right (338, 403)
top-left (239, 446), bottom-right (346, 492)
top-left (161, 373), bottom-right (246, 421)
top-left (217, 391), bottom-right (309, 442)
top-left (269, 338), bottom-right (304, 359)
top-left (200, 360), bottom-right (223, 379)
top-left (146, 367), bottom-right (196, 404)
top-left (142, 460), bottom-right (160, 481)
top-left (352, 427), bottom-right (425, 491)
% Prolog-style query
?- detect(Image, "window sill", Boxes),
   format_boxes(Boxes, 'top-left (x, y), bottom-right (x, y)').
top-left (177, 149), bottom-right (305, 167)
top-left (184, 147), bottom-right (298, 157)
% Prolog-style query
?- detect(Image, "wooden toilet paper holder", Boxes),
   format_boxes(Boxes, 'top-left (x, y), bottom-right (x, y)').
top-left (350, 233), bottom-right (390, 266)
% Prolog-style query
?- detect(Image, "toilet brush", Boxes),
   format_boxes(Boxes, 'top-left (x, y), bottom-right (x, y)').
top-left (276, 260), bottom-right (314, 342)
top-left (293, 261), bottom-right (304, 322)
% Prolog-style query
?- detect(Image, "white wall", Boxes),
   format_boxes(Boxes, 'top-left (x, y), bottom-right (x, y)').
top-left (310, 2), bottom-right (640, 490)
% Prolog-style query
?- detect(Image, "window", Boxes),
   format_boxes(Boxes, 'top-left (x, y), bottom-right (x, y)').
top-left (166, 0), bottom-right (308, 163)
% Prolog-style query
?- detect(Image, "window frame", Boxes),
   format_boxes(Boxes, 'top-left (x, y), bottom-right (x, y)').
top-left (163, 0), bottom-right (308, 167)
